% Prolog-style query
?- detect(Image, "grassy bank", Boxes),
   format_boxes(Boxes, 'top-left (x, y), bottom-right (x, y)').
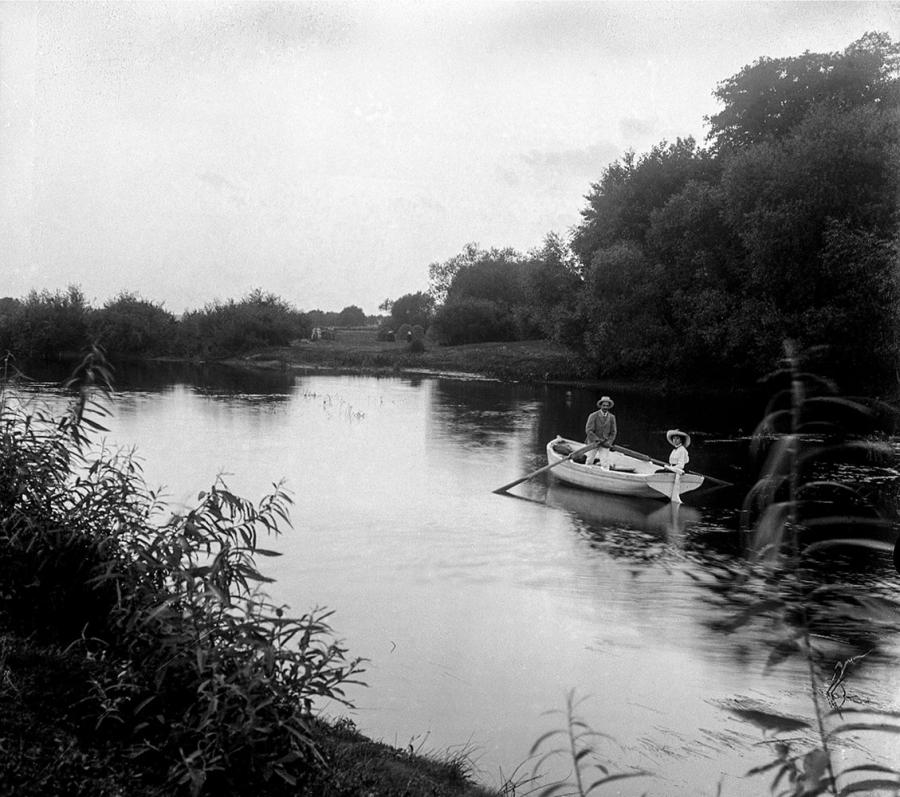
top-left (223, 328), bottom-right (740, 394)
top-left (0, 632), bottom-right (498, 796)
top-left (230, 328), bottom-right (595, 384)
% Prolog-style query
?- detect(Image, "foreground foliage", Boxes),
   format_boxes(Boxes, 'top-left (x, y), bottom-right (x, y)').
top-left (701, 344), bottom-right (900, 795)
top-left (0, 351), bottom-right (495, 795)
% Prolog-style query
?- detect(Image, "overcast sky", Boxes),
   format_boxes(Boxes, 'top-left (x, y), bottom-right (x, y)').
top-left (1, 1), bottom-right (897, 315)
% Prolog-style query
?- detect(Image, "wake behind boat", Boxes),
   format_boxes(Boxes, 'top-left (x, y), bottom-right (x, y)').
top-left (546, 436), bottom-right (704, 502)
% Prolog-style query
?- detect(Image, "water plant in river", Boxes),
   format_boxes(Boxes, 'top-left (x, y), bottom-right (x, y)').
top-left (703, 343), bottom-right (900, 794)
top-left (527, 690), bottom-right (650, 797)
top-left (0, 348), bottom-right (367, 795)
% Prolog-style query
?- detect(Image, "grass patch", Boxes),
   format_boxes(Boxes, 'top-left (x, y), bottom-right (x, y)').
top-left (237, 329), bottom-right (594, 384)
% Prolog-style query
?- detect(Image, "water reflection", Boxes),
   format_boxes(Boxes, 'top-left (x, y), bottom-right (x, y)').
top-left (544, 482), bottom-right (701, 537)
top-left (14, 359), bottom-right (299, 396)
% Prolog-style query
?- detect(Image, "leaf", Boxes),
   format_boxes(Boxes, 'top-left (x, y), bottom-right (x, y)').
top-left (827, 722), bottom-right (900, 740)
top-left (771, 762), bottom-right (792, 791)
top-left (766, 636), bottom-right (803, 670)
top-left (145, 596), bottom-right (180, 621)
top-left (826, 708), bottom-right (900, 718)
top-left (719, 598), bottom-right (785, 633)
top-left (803, 516), bottom-right (897, 531)
top-left (745, 759), bottom-right (785, 776)
top-left (803, 396), bottom-right (873, 416)
top-left (838, 780), bottom-right (900, 796)
top-left (803, 538), bottom-right (895, 555)
top-left (757, 436), bottom-right (795, 478)
top-left (839, 764), bottom-right (900, 777)
top-left (585, 770), bottom-right (651, 793)
top-left (727, 705), bottom-right (810, 734)
top-left (753, 502), bottom-right (792, 554)
top-left (529, 729), bottom-right (566, 756)
top-left (537, 782), bottom-right (572, 797)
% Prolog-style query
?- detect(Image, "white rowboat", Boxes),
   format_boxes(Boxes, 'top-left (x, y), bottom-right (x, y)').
top-left (546, 436), bottom-right (704, 502)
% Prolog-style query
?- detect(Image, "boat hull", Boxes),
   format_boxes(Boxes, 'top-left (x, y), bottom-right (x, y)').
top-left (546, 437), bottom-right (703, 501)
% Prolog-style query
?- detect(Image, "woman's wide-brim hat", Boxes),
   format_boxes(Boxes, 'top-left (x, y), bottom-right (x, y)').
top-left (596, 396), bottom-right (614, 408)
top-left (667, 429), bottom-right (691, 448)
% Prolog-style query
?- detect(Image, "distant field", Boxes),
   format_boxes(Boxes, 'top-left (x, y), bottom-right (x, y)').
top-left (330, 327), bottom-right (382, 345)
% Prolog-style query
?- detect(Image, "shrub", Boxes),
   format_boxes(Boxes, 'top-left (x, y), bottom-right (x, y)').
top-left (88, 292), bottom-right (178, 358)
top-left (0, 286), bottom-right (89, 360)
top-left (176, 290), bottom-right (311, 358)
top-left (430, 298), bottom-right (517, 345)
top-left (0, 349), bottom-right (364, 795)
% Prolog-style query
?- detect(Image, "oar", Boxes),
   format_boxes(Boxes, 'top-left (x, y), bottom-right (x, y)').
top-left (611, 444), bottom-right (734, 488)
top-left (493, 442), bottom-right (600, 495)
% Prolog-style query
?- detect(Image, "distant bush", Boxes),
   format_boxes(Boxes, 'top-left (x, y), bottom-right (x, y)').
top-left (177, 290), bottom-right (311, 358)
top-left (0, 288), bottom-right (315, 363)
top-left (0, 286), bottom-right (89, 360)
top-left (335, 305), bottom-right (367, 327)
top-left (379, 292), bottom-right (435, 331)
top-left (88, 291), bottom-right (178, 357)
top-left (430, 298), bottom-right (517, 345)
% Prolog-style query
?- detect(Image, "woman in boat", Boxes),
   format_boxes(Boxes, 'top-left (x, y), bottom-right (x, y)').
top-left (585, 396), bottom-right (617, 469)
top-left (667, 429), bottom-right (690, 472)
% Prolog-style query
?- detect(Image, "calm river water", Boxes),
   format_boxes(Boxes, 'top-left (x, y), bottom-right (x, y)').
top-left (19, 362), bottom-right (900, 795)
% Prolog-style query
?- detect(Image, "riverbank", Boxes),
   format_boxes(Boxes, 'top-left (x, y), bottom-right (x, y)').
top-left (227, 328), bottom-right (596, 385)
top-left (218, 330), bottom-right (748, 396)
top-left (0, 629), bottom-right (499, 796)
top-left (0, 358), bottom-right (506, 797)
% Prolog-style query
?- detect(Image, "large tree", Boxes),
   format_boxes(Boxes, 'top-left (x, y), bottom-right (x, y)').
top-left (384, 292), bottom-right (435, 329)
top-left (522, 233), bottom-right (585, 346)
top-left (572, 137), bottom-right (718, 264)
top-left (336, 305), bottom-right (367, 327)
top-left (568, 32), bottom-right (900, 385)
top-left (428, 245), bottom-right (529, 345)
top-left (716, 100), bottom-right (900, 377)
top-left (707, 31), bottom-right (900, 152)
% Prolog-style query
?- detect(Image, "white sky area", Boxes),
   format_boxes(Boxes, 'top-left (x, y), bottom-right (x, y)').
top-left (2, 1), bottom-right (898, 315)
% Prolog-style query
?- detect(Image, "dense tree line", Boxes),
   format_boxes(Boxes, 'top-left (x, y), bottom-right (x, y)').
top-left (0, 288), bottom-right (315, 362)
top-left (408, 33), bottom-right (900, 388)
top-left (0, 290), bottom-right (387, 364)
top-left (5, 35), bottom-right (897, 389)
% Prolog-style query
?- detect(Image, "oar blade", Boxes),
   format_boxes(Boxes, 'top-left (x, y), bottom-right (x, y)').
top-left (493, 441), bottom-right (598, 495)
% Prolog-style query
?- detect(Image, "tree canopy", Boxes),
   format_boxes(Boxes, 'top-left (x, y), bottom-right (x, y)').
top-left (706, 31), bottom-right (900, 152)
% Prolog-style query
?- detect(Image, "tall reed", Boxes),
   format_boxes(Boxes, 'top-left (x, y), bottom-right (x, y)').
top-left (716, 342), bottom-right (900, 795)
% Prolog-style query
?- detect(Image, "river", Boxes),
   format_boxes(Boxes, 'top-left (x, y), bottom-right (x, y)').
top-left (15, 362), bottom-right (900, 795)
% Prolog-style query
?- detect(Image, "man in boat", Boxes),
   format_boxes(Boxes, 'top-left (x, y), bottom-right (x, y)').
top-left (584, 396), bottom-right (617, 469)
